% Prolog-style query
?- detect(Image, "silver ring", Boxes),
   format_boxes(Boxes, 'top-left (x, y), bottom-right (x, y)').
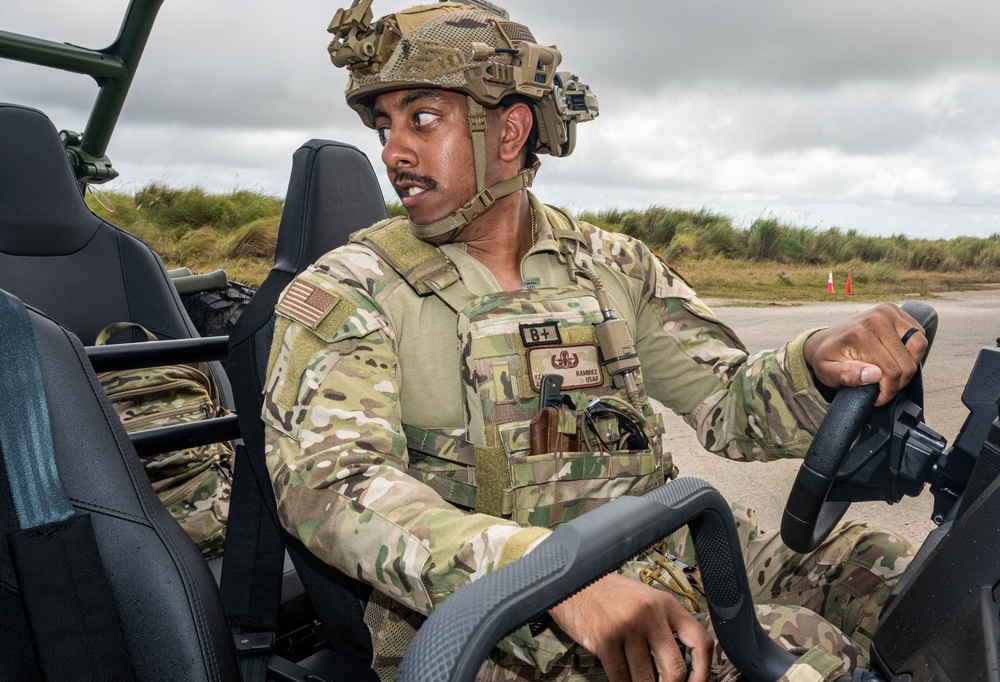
top-left (901, 327), bottom-right (920, 345)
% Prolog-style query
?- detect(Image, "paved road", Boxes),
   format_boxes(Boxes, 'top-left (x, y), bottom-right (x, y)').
top-left (659, 288), bottom-right (1000, 545)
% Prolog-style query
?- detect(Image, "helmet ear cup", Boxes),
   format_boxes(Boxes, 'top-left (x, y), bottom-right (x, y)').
top-left (532, 73), bottom-right (599, 158)
top-left (551, 72), bottom-right (600, 157)
top-left (533, 100), bottom-right (567, 158)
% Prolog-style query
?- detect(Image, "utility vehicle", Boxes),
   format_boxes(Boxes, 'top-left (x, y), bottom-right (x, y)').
top-left (1, 2), bottom-right (998, 681)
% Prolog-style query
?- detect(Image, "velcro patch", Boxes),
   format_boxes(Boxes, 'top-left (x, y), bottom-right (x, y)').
top-left (496, 20), bottom-right (536, 46)
top-left (519, 321), bottom-right (561, 347)
top-left (276, 280), bottom-right (340, 329)
top-left (527, 343), bottom-right (604, 391)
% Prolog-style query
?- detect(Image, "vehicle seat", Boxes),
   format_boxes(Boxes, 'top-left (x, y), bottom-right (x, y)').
top-left (0, 296), bottom-right (241, 682)
top-left (223, 139), bottom-right (387, 673)
top-left (0, 102), bottom-right (231, 407)
top-left (0, 102), bottom-right (310, 627)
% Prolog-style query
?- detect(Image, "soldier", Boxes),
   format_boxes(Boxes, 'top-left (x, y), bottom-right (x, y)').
top-left (262, 2), bottom-right (927, 680)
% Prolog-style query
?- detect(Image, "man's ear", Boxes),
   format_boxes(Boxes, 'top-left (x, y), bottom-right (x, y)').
top-left (498, 101), bottom-right (533, 165)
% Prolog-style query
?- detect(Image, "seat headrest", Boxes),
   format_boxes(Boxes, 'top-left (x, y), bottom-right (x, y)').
top-left (0, 103), bottom-right (105, 255)
top-left (273, 139), bottom-right (388, 273)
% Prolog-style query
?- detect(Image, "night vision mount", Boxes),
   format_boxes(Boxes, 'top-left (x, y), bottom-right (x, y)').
top-left (328, 0), bottom-right (508, 70)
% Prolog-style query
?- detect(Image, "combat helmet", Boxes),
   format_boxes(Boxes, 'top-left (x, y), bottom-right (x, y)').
top-left (327, 0), bottom-right (599, 239)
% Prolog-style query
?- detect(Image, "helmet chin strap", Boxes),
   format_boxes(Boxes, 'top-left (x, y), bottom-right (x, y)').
top-left (409, 96), bottom-right (539, 242)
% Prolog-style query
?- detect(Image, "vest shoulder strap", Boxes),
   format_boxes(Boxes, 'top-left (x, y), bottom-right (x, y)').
top-left (349, 215), bottom-right (402, 244)
top-left (352, 207), bottom-right (595, 309)
top-left (541, 203), bottom-right (587, 245)
top-left (352, 217), bottom-right (477, 312)
top-left (540, 204), bottom-right (595, 282)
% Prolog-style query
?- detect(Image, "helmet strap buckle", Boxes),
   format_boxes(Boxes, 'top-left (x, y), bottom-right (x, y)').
top-left (475, 188), bottom-right (497, 211)
top-left (468, 111), bottom-right (487, 136)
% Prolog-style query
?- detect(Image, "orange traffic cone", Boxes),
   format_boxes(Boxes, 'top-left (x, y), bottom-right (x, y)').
top-left (844, 272), bottom-right (853, 295)
top-left (827, 271), bottom-right (834, 293)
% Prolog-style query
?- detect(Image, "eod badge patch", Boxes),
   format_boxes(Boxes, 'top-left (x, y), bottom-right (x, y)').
top-left (527, 343), bottom-right (604, 391)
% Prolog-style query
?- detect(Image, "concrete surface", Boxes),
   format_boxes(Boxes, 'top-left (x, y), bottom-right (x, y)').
top-left (659, 288), bottom-right (1000, 546)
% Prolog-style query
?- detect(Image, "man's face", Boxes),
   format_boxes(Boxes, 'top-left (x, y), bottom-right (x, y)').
top-left (372, 88), bottom-right (481, 226)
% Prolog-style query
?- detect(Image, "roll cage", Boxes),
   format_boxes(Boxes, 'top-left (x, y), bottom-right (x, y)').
top-left (0, 0), bottom-right (165, 186)
top-left (4, 2), bottom-right (1000, 681)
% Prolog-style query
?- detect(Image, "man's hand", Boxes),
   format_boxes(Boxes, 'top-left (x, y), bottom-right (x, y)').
top-left (803, 303), bottom-right (928, 406)
top-left (548, 572), bottom-right (713, 682)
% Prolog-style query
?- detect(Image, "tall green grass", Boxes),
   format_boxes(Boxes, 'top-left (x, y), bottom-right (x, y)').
top-left (88, 183), bottom-right (284, 285)
top-left (85, 184), bottom-right (1000, 298)
top-left (576, 206), bottom-right (1000, 272)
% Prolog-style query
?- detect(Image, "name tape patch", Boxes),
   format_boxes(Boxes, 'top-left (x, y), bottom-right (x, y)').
top-left (527, 344), bottom-right (604, 391)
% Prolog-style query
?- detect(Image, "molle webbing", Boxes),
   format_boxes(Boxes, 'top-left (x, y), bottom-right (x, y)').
top-left (403, 426), bottom-right (479, 511)
top-left (404, 425), bottom-right (475, 467)
top-left (370, 209), bottom-right (673, 525)
top-left (402, 428), bottom-right (529, 517)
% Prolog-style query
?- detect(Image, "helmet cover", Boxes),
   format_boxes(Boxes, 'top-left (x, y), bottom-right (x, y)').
top-left (328, 1), bottom-right (598, 158)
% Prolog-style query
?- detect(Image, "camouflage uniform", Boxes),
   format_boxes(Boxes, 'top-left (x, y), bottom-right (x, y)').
top-left (97, 322), bottom-right (232, 559)
top-left (262, 195), bottom-right (911, 680)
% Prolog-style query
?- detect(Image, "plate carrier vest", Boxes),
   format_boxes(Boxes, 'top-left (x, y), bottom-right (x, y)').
top-left (351, 205), bottom-right (675, 530)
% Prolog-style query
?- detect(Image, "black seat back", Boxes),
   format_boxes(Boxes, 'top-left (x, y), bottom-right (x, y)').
top-left (223, 140), bottom-right (387, 667)
top-left (0, 299), bottom-right (241, 682)
top-left (0, 102), bottom-right (232, 405)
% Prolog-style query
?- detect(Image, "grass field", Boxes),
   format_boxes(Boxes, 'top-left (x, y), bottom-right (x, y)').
top-left (85, 184), bottom-right (1000, 300)
top-left (673, 258), bottom-right (999, 302)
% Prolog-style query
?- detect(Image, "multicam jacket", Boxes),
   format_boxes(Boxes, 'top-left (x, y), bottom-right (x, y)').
top-left (262, 193), bottom-right (831, 677)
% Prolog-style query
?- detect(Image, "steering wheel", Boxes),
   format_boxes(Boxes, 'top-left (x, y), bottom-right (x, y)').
top-left (780, 301), bottom-right (938, 554)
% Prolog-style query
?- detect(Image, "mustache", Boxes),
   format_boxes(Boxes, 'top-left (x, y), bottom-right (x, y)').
top-left (394, 171), bottom-right (438, 191)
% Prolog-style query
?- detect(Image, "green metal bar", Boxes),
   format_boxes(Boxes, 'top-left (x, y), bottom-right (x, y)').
top-left (80, 0), bottom-right (166, 165)
top-left (0, 0), bottom-right (165, 185)
top-left (0, 30), bottom-right (128, 80)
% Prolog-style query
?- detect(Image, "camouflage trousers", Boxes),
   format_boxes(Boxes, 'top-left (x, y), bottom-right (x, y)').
top-left (476, 504), bottom-right (914, 682)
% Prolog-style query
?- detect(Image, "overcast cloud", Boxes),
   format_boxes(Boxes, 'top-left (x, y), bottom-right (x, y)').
top-left (4, 0), bottom-right (1000, 238)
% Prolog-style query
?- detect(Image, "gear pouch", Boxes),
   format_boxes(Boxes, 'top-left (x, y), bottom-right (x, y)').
top-left (497, 413), bottom-right (664, 528)
top-left (447, 285), bottom-right (667, 529)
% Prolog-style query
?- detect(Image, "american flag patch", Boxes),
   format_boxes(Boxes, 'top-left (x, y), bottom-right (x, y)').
top-left (276, 280), bottom-right (339, 328)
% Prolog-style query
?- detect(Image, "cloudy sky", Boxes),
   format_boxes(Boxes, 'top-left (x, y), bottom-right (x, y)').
top-left (4, 0), bottom-right (1000, 239)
